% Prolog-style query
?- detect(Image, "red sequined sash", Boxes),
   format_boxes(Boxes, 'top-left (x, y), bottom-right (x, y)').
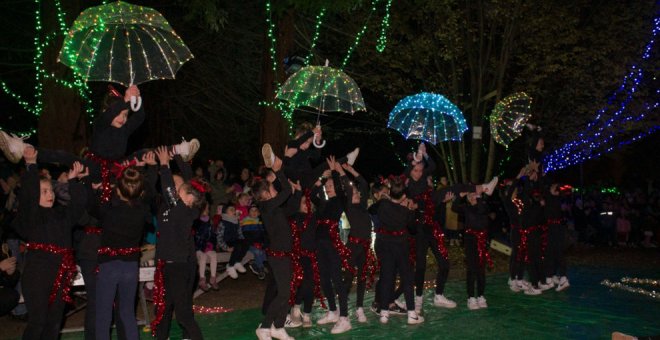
top-left (26, 242), bottom-right (76, 305)
top-left (150, 259), bottom-right (166, 336)
top-left (84, 151), bottom-right (136, 203)
top-left (318, 219), bottom-right (356, 275)
top-left (415, 189), bottom-right (448, 259)
top-left (97, 246), bottom-right (141, 256)
top-left (465, 229), bottom-right (493, 268)
top-left (517, 225), bottom-right (540, 263)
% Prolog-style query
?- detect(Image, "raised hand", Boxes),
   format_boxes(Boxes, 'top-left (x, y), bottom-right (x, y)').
top-left (142, 151), bottom-right (157, 166)
top-left (272, 156), bottom-right (283, 171)
top-left (124, 85), bottom-right (140, 101)
top-left (326, 155), bottom-right (337, 172)
top-left (290, 180), bottom-right (302, 193)
top-left (284, 145), bottom-right (298, 158)
top-left (68, 161), bottom-right (87, 180)
top-left (444, 192), bottom-right (455, 202)
top-left (155, 146), bottom-right (171, 166)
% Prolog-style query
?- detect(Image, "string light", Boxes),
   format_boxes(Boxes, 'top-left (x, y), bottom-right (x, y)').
top-left (192, 305), bottom-right (233, 314)
top-left (340, 0), bottom-right (379, 70)
top-left (375, 0), bottom-right (392, 53)
top-left (545, 16), bottom-right (660, 172)
top-left (265, 0), bottom-right (279, 81)
top-left (387, 92), bottom-right (468, 144)
top-left (489, 92), bottom-right (532, 148)
top-left (601, 278), bottom-right (660, 300)
top-left (620, 277), bottom-right (660, 287)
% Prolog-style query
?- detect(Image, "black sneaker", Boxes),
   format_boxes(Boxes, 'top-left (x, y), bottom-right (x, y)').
top-left (257, 270), bottom-right (266, 280)
top-left (388, 302), bottom-right (407, 315)
top-left (248, 262), bottom-right (259, 275)
top-left (370, 301), bottom-right (380, 315)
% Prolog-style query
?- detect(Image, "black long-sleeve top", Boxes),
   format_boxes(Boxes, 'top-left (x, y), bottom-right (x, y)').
top-left (97, 165), bottom-right (157, 263)
top-left (376, 199), bottom-right (415, 242)
top-left (502, 181), bottom-right (522, 227)
top-left (156, 166), bottom-right (199, 263)
top-left (405, 156), bottom-right (436, 202)
top-left (341, 175), bottom-right (372, 240)
top-left (312, 171), bottom-right (345, 240)
top-left (543, 185), bottom-right (562, 220)
top-left (285, 131), bottom-right (322, 173)
top-left (452, 198), bottom-right (489, 231)
top-left (17, 164), bottom-right (87, 249)
top-left (286, 191), bottom-right (318, 251)
top-left (257, 170), bottom-right (293, 252)
top-left (520, 177), bottom-right (545, 228)
top-left (90, 100), bottom-right (145, 160)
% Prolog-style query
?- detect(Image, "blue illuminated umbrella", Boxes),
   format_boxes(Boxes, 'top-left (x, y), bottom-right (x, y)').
top-left (387, 92), bottom-right (468, 144)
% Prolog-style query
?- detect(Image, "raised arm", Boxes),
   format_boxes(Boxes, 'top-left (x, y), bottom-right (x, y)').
top-left (264, 170), bottom-right (292, 209)
top-left (17, 150), bottom-right (40, 239)
top-left (174, 154), bottom-right (193, 181)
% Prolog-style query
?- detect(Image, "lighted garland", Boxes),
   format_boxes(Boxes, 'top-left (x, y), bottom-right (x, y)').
top-left (545, 15), bottom-right (660, 172)
top-left (601, 278), bottom-right (660, 301)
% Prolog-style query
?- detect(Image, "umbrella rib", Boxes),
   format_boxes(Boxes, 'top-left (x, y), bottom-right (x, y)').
top-left (85, 28), bottom-right (109, 83)
top-left (108, 28), bottom-right (119, 83)
top-left (131, 27), bottom-right (153, 81)
top-left (71, 28), bottom-right (96, 73)
top-left (143, 26), bottom-right (176, 78)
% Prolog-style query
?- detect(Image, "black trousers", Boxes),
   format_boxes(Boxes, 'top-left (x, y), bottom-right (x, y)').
top-left (464, 234), bottom-right (485, 298)
top-left (343, 242), bottom-right (367, 308)
top-left (509, 227), bottom-right (524, 280)
top-left (156, 262), bottom-right (203, 340)
top-left (22, 253), bottom-right (66, 340)
top-left (317, 240), bottom-right (348, 316)
top-left (295, 256), bottom-right (314, 313)
top-left (261, 262), bottom-right (276, 315)
top-left (545, 223), bottom-right (567, 277)
top-left (376, 238), bottom-right (414, 311)
top-left (0, 286), bottom-right (19, 317)
top-left (415, 224), bottom-right (450, 296)
top-left (228, 240), bottom-right (249, 266)
top-left (526, 229), bottom-right (543, 287)
top-left (261, 257), bottom-right (291, 329)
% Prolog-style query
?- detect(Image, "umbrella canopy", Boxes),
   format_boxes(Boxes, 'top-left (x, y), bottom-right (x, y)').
top-left (59, 1), bottom-right (193, 86)
top-left (276, 65), bottom-right (366, 114)
top-left (489, 92), bottom-right (533, 147)
top-left (387, 92), bottom-right (468, 144)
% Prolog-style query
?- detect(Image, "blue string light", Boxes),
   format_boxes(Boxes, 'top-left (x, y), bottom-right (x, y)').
top-left (545, 14), bottom-right (660, 172)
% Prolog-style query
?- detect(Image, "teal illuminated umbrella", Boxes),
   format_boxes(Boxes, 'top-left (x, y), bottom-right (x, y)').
top-left (276, 60), bottom-right (365, 147)
top-left (59, 1), bottom-right (193, 110)
top-left (387, 92), bottom-right (468, 145)
top-left (489, 92), bottom-right (533, 147)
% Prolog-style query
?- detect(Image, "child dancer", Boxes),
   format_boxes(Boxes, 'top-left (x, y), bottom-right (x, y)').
top-left (95, 157), bottom-right (157, 340)
top-left (543, 182), bottom-right (570, 291)
top-left (253, 146), bottom-right (294, 340)
top-left (518, 167), bottom-right (546, 295)
top-left (217, 204), bottom-right (249, 279)
top-left (241, 205), bottom-right (267, 279)
top-left (338, 163), bottom-right (376, 323)
top-left (17, 148), bottom-right (87, 339)
top-left (406, 143), bottom-right (497, 313)
top-left (151, 146), bottom-right (204, 340)
top-left (195, 202), bottom-right (219, 291)
top-left (502, 168), bottom-right (529, 292)
top-left (375, 177), bottom-right (423, 325)
top-left (311, 156), bottom-right (353, 334)
top-left (288, 188), bottom-right (319, 328)
top-left (452, 193), bottom-right (492, 310)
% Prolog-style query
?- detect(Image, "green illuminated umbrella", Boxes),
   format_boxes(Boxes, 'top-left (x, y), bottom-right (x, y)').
top-left (489, 92), bottom-right (533, 147)
top-left (59, 1), bottom-right (193, 110)
top-left (277, 61), bottom-right (365, 114)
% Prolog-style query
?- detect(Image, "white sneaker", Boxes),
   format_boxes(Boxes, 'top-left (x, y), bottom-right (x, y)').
top-left (262, 143), bottom-right (275, 168)
top-left (256, 327), bottom-right (272, 340)
top-left (414, 295), bottom-right (423, 313)
top-left (407, 310), bottom-right (424, 324)
top-left (284, 314), bottom-right (302, 328)
top-left (509, 279), bottom-right (521, 292)
top-left (290, 305), bottom-right (302, 324)
top-left (0, 131), bottom-right (31, 164)
top-left (433, 294), bottom-right (457, 308)
top-left (552, 276), bottom-right (560, 285)
top-left (270, 325), bottom-right (294, 340)
top-left (330, 316), bottom-right (352, 334)
top-left (234, 262), bottom-right (247, 273)
top-left (379, 310), bottom-right (389, 324)
top-left (483, 177), bottom-right (499, 196)
top-left (356, 307), bottom-right (367, 323)
top-left (476, 296), bottom-right (488, 308)
top-left (302, 313), bottom-right (312, 328)
top-left (524, 286), bottom-right (542, 295)
top-left (346, 148), bottom-right (360, 166)
top-left (317, 310), bottom-right (339, 325)
top-left (226, 264), bottom-right (238, 279)
top-left (173, 138), bottom-right (200, 162)
top-left (518, 280), bottom-right (531, 289)
top-left (467, 297), bottom-right (479, 310)
top-left (538, 282), bottom-right (553, 291)
top-left (556, 277), bottom-right (570, 292)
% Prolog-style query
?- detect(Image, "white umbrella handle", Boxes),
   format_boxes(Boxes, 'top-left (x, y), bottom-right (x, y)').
top-left (313, 134), bottom-right (326, 148)
top-left (130, 96), bottom-right (142, 111)
top-left (412, 151), bottom-right (422, 162)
